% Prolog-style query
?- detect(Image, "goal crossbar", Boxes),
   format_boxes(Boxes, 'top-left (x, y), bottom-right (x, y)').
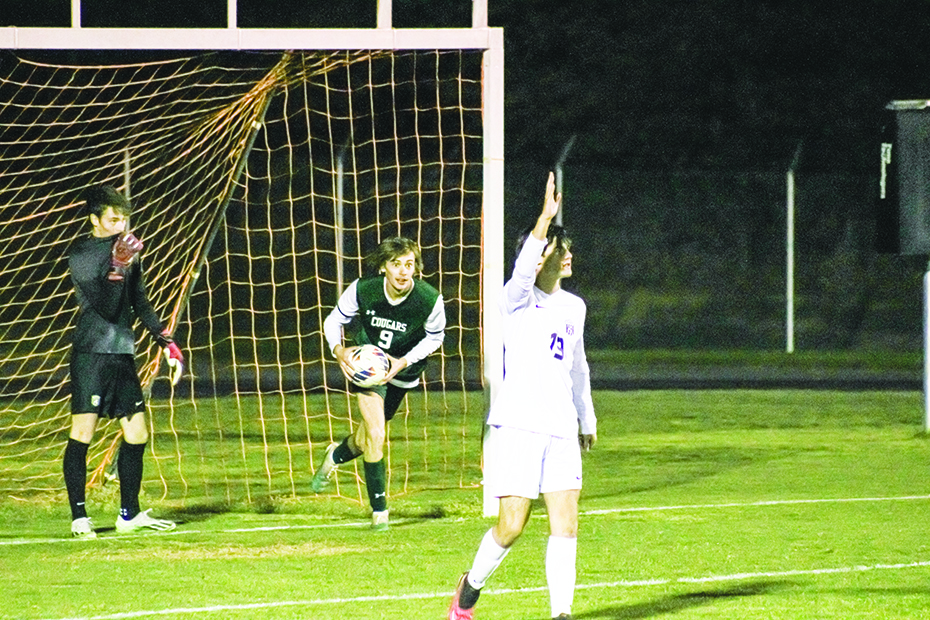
top-left (1, 0), bottom-right (494, 50)
top-left (0, 28), bottom-right (499, 51)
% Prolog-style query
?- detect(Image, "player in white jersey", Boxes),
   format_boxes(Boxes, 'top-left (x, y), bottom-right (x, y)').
top-left (448, 173), bottom-right (596, 620)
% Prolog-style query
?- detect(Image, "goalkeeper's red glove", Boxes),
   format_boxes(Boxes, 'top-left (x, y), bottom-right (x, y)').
top-left (158, 330), bottom-right (184, 386)
top-left (108, 232), bottom-right (144, 281)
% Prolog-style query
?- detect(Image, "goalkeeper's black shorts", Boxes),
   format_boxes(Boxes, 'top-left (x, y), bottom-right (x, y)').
top-left (70, 352), bottom-right (146, 419)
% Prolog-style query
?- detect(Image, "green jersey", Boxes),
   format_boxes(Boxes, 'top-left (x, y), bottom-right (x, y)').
top-left (326, 276), bottom-right (445, 386)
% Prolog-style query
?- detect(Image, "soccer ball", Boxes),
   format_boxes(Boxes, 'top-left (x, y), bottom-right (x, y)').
top-left (347, 344), bottom-right (390, 389)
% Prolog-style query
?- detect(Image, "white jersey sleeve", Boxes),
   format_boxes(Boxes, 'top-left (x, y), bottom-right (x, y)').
top-left (323, 280), bottom-right (359, 356)
top-left (570, 313), bottom-right (597, 436)
top-left (400, 295), bottom-right (446, 365)
top-left (501, 235), bottom-right (547, 315)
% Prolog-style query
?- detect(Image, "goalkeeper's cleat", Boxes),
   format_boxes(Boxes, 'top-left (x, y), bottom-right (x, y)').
top-left (71, 517), bottom-right (97, 540)
top-left (115, 509), bottom-right (176, 533)
top-left (310, 443), bottom-right (338, 493)
top-left (448, 572), bottom-right (479, 620)
top-left (103, 460), bottom-right (119, 485)
top-left (371, 509), bottom-right (389, 532)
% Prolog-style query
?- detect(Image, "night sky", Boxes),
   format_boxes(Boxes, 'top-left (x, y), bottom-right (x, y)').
top-left (3, 0), bottom-right (929, 349)
top-left (5, 0), bottom-right (930, 174)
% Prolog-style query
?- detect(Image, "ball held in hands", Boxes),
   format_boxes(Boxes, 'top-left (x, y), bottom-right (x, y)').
top-left (346, 344), bottom-right (390, 389)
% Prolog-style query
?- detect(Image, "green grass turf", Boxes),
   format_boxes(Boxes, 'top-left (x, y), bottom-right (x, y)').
top-left (3, 389), bottom-right (930, 619)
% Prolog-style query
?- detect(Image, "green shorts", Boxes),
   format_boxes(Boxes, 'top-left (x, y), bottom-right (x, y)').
top-left (349, 382), bottom-right (410, 422)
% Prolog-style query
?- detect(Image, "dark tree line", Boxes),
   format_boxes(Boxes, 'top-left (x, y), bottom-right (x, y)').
top-left (4, 0), bottom-right (930, 349)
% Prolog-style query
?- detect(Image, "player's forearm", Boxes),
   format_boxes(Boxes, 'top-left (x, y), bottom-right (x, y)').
top-left (571, 336), bottom-right (596, 434)
top-left (531, 171), bottom-right (560, 241)
top-left (131, 277), bottom-right (165, 338)
top-left (502, 235), bottom-right (546, 312)
top-left (323, 281), bottom-right (359, 354)
top-left (322, 313), bottom-right (347, 355)
top-left (402, 330), bottom-right (444, 365)
top-left (531, 211), bottom-right (554, 242)
top-left (576, 402), bottom-right (597, 436)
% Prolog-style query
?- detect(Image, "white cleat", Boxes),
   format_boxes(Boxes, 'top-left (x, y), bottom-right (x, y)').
top-left (311, 443), bottom-right (339, 493)
top-left (371, 509), bottom-right (389, 532)
top-left (115, 509), bottom-right (176, 533)
top-left (71, 517), bottom-right (97, 539)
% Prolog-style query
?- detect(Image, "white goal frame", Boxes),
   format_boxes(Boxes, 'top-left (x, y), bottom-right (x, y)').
top-left (1, 0), bottom-right (505, 510)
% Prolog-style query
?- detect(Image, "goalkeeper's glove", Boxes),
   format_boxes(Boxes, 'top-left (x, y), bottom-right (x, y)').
top-left (107, 232), bottom-right (144, 281)
top-left (157, 330), bottom-right (185, 385)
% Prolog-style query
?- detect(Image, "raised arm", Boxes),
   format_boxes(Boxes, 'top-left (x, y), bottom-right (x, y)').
top-left (531, 171), bottom-right (561, 242)
top-left (501, 172), bottom-right (562, 314)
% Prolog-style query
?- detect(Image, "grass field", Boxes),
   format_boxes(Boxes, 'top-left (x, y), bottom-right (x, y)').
top-left (3, 388), bottom-right (930, 619)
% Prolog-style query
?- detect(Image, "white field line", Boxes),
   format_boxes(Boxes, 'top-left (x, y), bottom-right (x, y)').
top-left (0, 520), bottom-right (373, 546)
top-left (38, 559), bottom-right (930, 620)
top-left (5, 493), bottom-right (930, 547)
top-left (580, 493), bottom-right (930, 516)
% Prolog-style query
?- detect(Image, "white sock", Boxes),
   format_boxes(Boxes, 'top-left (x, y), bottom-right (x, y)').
top-left (546, 535), bottom-right (577, 617)
top-left (468, 529), bottom-right (511, 589)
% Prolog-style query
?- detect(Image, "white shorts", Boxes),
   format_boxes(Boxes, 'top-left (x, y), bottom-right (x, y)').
top-left (483, 425), bottom-right (582, 499)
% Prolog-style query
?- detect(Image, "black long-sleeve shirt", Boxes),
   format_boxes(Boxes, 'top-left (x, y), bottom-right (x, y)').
top-left (68, 234), bottom-right (164, 354)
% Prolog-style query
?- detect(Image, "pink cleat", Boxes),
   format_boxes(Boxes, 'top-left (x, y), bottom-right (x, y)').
top-left (448, 572), bottom-right (479, 620)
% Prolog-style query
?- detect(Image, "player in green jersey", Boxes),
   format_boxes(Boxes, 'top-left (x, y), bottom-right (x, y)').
top-left (314, 237), bottom-right (446, 530)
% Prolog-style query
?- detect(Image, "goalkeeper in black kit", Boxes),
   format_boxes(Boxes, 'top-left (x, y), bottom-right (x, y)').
top-left (65, 185), bottom-right (184, 539)
top-left (312, 237), bottom-right (446, 531)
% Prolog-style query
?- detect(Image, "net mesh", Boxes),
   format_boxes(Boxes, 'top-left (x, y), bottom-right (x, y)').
top-left (0, 49), bottom-right (485, 506)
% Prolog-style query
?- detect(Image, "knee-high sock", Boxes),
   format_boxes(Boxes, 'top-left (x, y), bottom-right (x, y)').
top-left (117, 441), bottom-right (146, 520)
top-left (63, 438), bottom-right (90, 520)
top-left (363, 459), bottom-right (387, 512)
top-left (332, 436), bottom-right (361, 465)
top-left (467, 529), bottom-right (511, 589)
top-left (546, 535), bottom-right (577, 617)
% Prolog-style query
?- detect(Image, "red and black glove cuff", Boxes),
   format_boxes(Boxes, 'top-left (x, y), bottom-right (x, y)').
top-left (155, 329), bottom-right (174, 349)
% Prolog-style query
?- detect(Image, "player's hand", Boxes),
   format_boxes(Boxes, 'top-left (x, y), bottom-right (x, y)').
top-left (579, 433), bottom-right (597, 451)
top-left (108, 232), bottom-right (143, 281)
top-left (540, 171), bottom-right (561, 222)
top-left (160, 331), bottom-right (184, 386)
top-left (334, 344), bottom-right (359, 379)
top-left (382, 355), bottom-right (408, 384)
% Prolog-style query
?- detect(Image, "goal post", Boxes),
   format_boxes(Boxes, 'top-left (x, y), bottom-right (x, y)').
top-left (0, 5), bottom-right (504, 509)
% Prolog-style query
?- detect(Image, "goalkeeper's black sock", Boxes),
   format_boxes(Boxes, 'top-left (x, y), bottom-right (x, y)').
top-left (364, 459), bottom-right (387, 513)
top-left (332, 436), bottom-right (361, 465)
top-left (63, 438), bottom-right (90, 520)
top-left (118, 441), bottom-right (146, 520)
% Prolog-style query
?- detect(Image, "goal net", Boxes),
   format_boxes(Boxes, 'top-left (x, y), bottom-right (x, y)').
top-left (0, 48), bottom-right (488, 508)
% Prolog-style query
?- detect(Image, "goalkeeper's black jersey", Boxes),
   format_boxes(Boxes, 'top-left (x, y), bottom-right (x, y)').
top-left (68, 234), bottom-right (163, 354)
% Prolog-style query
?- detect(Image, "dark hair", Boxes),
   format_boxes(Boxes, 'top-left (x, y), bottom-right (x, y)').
top-left (366, 237), bottom-right (423, 275)
top-left (83, 185), bottom-right (131, 219)
top-left (514, 224), bottom-right (572, 259)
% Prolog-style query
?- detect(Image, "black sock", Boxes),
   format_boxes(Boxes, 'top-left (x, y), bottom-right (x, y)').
top-left (117, 441), bottom-right (146, 520)
top-left (459, 579), bottom-right (481, 609)
top-left (332, 436), bottom-right (360, 465)
top-left (363, 459), bottom-right (387, 512)
top-left (63, 438), bottom-right (90, 520)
